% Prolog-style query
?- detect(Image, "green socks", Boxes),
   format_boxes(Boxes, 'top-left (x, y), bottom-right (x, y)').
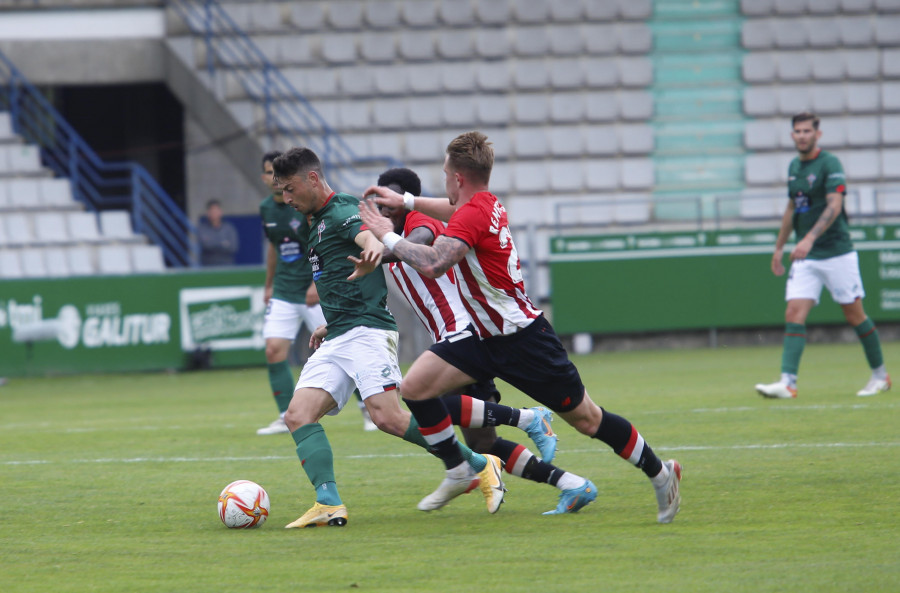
top-left (291, 423), bottom-right (342, 505)
top-left (267, 360), bottom-right (295, 414)
top-left (854, 318), bottom-right (884, 369)
top-left (781, 322), bottom-right (807, 376)
top-left (403, 417), bottom-right (487, 473)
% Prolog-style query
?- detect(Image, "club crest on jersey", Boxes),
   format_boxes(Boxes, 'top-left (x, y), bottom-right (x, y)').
top-left (807, 173), bottom-right (816, 187)
top-left (317, 220), bottom-right (326, 242)
top-left (289, 218), bottom-right (301, 232)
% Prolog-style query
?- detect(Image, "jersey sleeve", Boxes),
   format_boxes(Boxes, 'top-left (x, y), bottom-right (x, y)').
top-left (404, 211), bottom-right (445, 239)
top-left (825, 155), bottom-right (847, 194)
top-left (443, 201), bottom-right (486, 248)
top-left (335, 200), bottom-right (365, 241)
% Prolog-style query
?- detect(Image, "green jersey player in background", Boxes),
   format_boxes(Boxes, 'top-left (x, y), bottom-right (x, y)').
top-left (256, 151), bottom-right (374, 435)
top-left (755, 112), bottom-right (890, 399)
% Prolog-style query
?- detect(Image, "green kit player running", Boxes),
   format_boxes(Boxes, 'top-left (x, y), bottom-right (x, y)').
top-left (271, 147), bottom-right (505, 528)
top-left (755, 112), bottom-right (890, 399)
top-left (257, 151), bottom-right (376, 435)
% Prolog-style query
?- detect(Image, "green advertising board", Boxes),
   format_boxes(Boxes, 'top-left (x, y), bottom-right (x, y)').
top-left (549, 225), bottom-right (900, 335)
top-left (0, 269), bottom-right (269, 377)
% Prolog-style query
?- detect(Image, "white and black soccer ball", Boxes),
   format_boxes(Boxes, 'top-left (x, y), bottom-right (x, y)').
top-left (217, 480), bottom-right (270, 528)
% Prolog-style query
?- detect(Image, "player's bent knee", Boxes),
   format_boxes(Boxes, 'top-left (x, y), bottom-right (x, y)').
top-left (370, 413), bottom-right (406, 437)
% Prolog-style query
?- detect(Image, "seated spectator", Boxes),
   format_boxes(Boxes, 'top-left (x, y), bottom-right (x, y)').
top-left (197, 199), bottom-right (239, 266)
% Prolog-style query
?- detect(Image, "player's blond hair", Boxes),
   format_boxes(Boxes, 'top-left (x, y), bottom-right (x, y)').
top-left (446, 131), bottom-right (493, 185)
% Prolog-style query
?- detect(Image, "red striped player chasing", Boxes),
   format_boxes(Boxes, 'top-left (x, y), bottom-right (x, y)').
top-left (358, 131), bottom-right (682, 523)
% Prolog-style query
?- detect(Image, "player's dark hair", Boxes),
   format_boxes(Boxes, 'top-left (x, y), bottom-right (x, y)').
top-left (261, 150), bottom-right (283, 170)
top-left (791, 112), bottom-right (820, 130)
top-left (272, 147), bottom-right (322, 182)
top-left (446, 131), bottom-right (493, 185)
top-left (377, 167), bottom-right (422, 196)
top-left (205, 199), bottom-right (221, 209)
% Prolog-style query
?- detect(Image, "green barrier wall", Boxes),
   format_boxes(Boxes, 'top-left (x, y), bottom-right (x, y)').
top-left (0, 269), bottom-right (269, 377)
top-left (549, 225), bottom-right (900, 335)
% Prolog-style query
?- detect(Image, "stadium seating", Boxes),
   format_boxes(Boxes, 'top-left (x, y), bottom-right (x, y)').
top-left (131, 244), bottom-right (167, 273)
top-left (0, 248), bottom-right (24, 279)
top-left (97, 244), bottom-right (133, 275)
top-left (0, 111), bottom-right (163, 277)
top-left (740, 1), bottom-right (900, 196)
top-left (187, 0), bottom-right (658, 215)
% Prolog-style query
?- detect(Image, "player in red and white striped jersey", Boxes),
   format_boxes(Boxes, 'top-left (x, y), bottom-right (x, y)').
top-left (375, 166), bottom-right (595, 514)
top-left (360, 132), bottom-right (682, 523)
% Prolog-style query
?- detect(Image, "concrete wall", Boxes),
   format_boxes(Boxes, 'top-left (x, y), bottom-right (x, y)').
top-left (183, 115), bottom-right (260, 221)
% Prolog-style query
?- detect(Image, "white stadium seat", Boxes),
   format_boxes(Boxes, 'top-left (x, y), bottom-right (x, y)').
top-left (131, 244), bottom-right (166, 273)
top-left (97, 244), bottom-right (132, 275)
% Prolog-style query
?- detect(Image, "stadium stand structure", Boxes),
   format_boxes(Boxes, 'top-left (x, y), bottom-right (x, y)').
top-left (0, 109), bottom-right (171, 279)
top-left (163, 0), bottom-right (660, 296)
top-left (166, 0), bottom-right (657, 234)
top-left (0, 49), bottom-right (197, 277)
top-left (738, 0), bottom-right (900, 220)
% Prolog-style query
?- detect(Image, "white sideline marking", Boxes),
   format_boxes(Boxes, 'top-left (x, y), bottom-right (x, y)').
top-left (3, 441), bottom-right (899, 466)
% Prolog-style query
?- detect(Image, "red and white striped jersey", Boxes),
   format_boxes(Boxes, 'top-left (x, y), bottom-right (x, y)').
top-left (387, 211), bottom-right (470, 343)
top-left (444, 192), bottom-right (542, 337)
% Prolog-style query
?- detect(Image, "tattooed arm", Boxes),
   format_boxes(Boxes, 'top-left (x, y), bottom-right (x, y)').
top-left (358, 198), bottom-right (469, 278)
top-left (790, 191), bottom-right (843, 261)
top-left (380, 226), bottom-right (436, 264)
top-left (391, 235), bottom-right (469, 279)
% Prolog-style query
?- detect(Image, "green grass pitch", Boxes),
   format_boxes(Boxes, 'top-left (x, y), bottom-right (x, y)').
top-left (1, 341), bottom-right (897, 593)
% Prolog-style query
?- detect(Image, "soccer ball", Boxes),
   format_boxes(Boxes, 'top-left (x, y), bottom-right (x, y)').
top-left (217, 480), bottom-right (270, 528)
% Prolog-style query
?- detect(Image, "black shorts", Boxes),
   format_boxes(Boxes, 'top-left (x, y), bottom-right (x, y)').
top-left (429, 315), bottom-right (585, 413)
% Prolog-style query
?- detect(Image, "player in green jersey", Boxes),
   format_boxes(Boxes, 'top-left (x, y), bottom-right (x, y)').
top-left (271, 147), bottom-right (505, 528)
top-left (256, 151), bottom-right (375, 435)
top-left (756, 112), bottom-right (890, 399)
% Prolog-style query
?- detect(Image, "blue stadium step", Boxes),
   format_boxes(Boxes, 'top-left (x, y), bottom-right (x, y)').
top-left (651, 20), bottom-right (742, 53)
top-left (653, 53), bottom-right (743, 87)
top-left (654, 86), bottom-right (744, 120)
top-left (655, 120), bottom-right (746, 156)
top-left (654, 155), bottom-right (746, 193)
top-left (653, 0), bottom-right (742, 20)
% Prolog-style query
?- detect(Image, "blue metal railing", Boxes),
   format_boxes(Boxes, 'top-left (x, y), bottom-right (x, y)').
top-left (167, 0), bottom-right (404, 192)
top-left (0, 50), bottom-right (198, 268)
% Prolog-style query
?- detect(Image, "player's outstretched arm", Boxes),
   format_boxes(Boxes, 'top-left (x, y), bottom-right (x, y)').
top-left (347, 229), bottom-right (384, 280)
top-left (363, 184), bottom-right (455, 222)
top-left (359, 199), bottom-right (465, 278)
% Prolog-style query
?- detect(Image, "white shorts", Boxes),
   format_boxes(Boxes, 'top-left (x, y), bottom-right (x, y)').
top-left (786, 251), bottom-right (865, 305)
top-left (262, 298), bottom-right (326, 341)
top-left (295, 326), bottom-right (403, 416)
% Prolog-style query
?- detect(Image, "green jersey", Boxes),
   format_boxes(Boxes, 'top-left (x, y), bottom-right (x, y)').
top-left (307, 192), bottom-right (396, 339)
top-left (787, 149), bottom-right (852, 260)
top-left (260, 194), bottom-right (314, 304)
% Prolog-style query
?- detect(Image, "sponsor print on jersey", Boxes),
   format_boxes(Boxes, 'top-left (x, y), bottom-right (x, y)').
top-left (279, 237), bottom-right (302, 262)
top-left (341, 214), bottom-right (361, 229)
top-left (308, 248), bottom-right (322, 282)
top-left (793, 192), bottom-right (810, 213)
